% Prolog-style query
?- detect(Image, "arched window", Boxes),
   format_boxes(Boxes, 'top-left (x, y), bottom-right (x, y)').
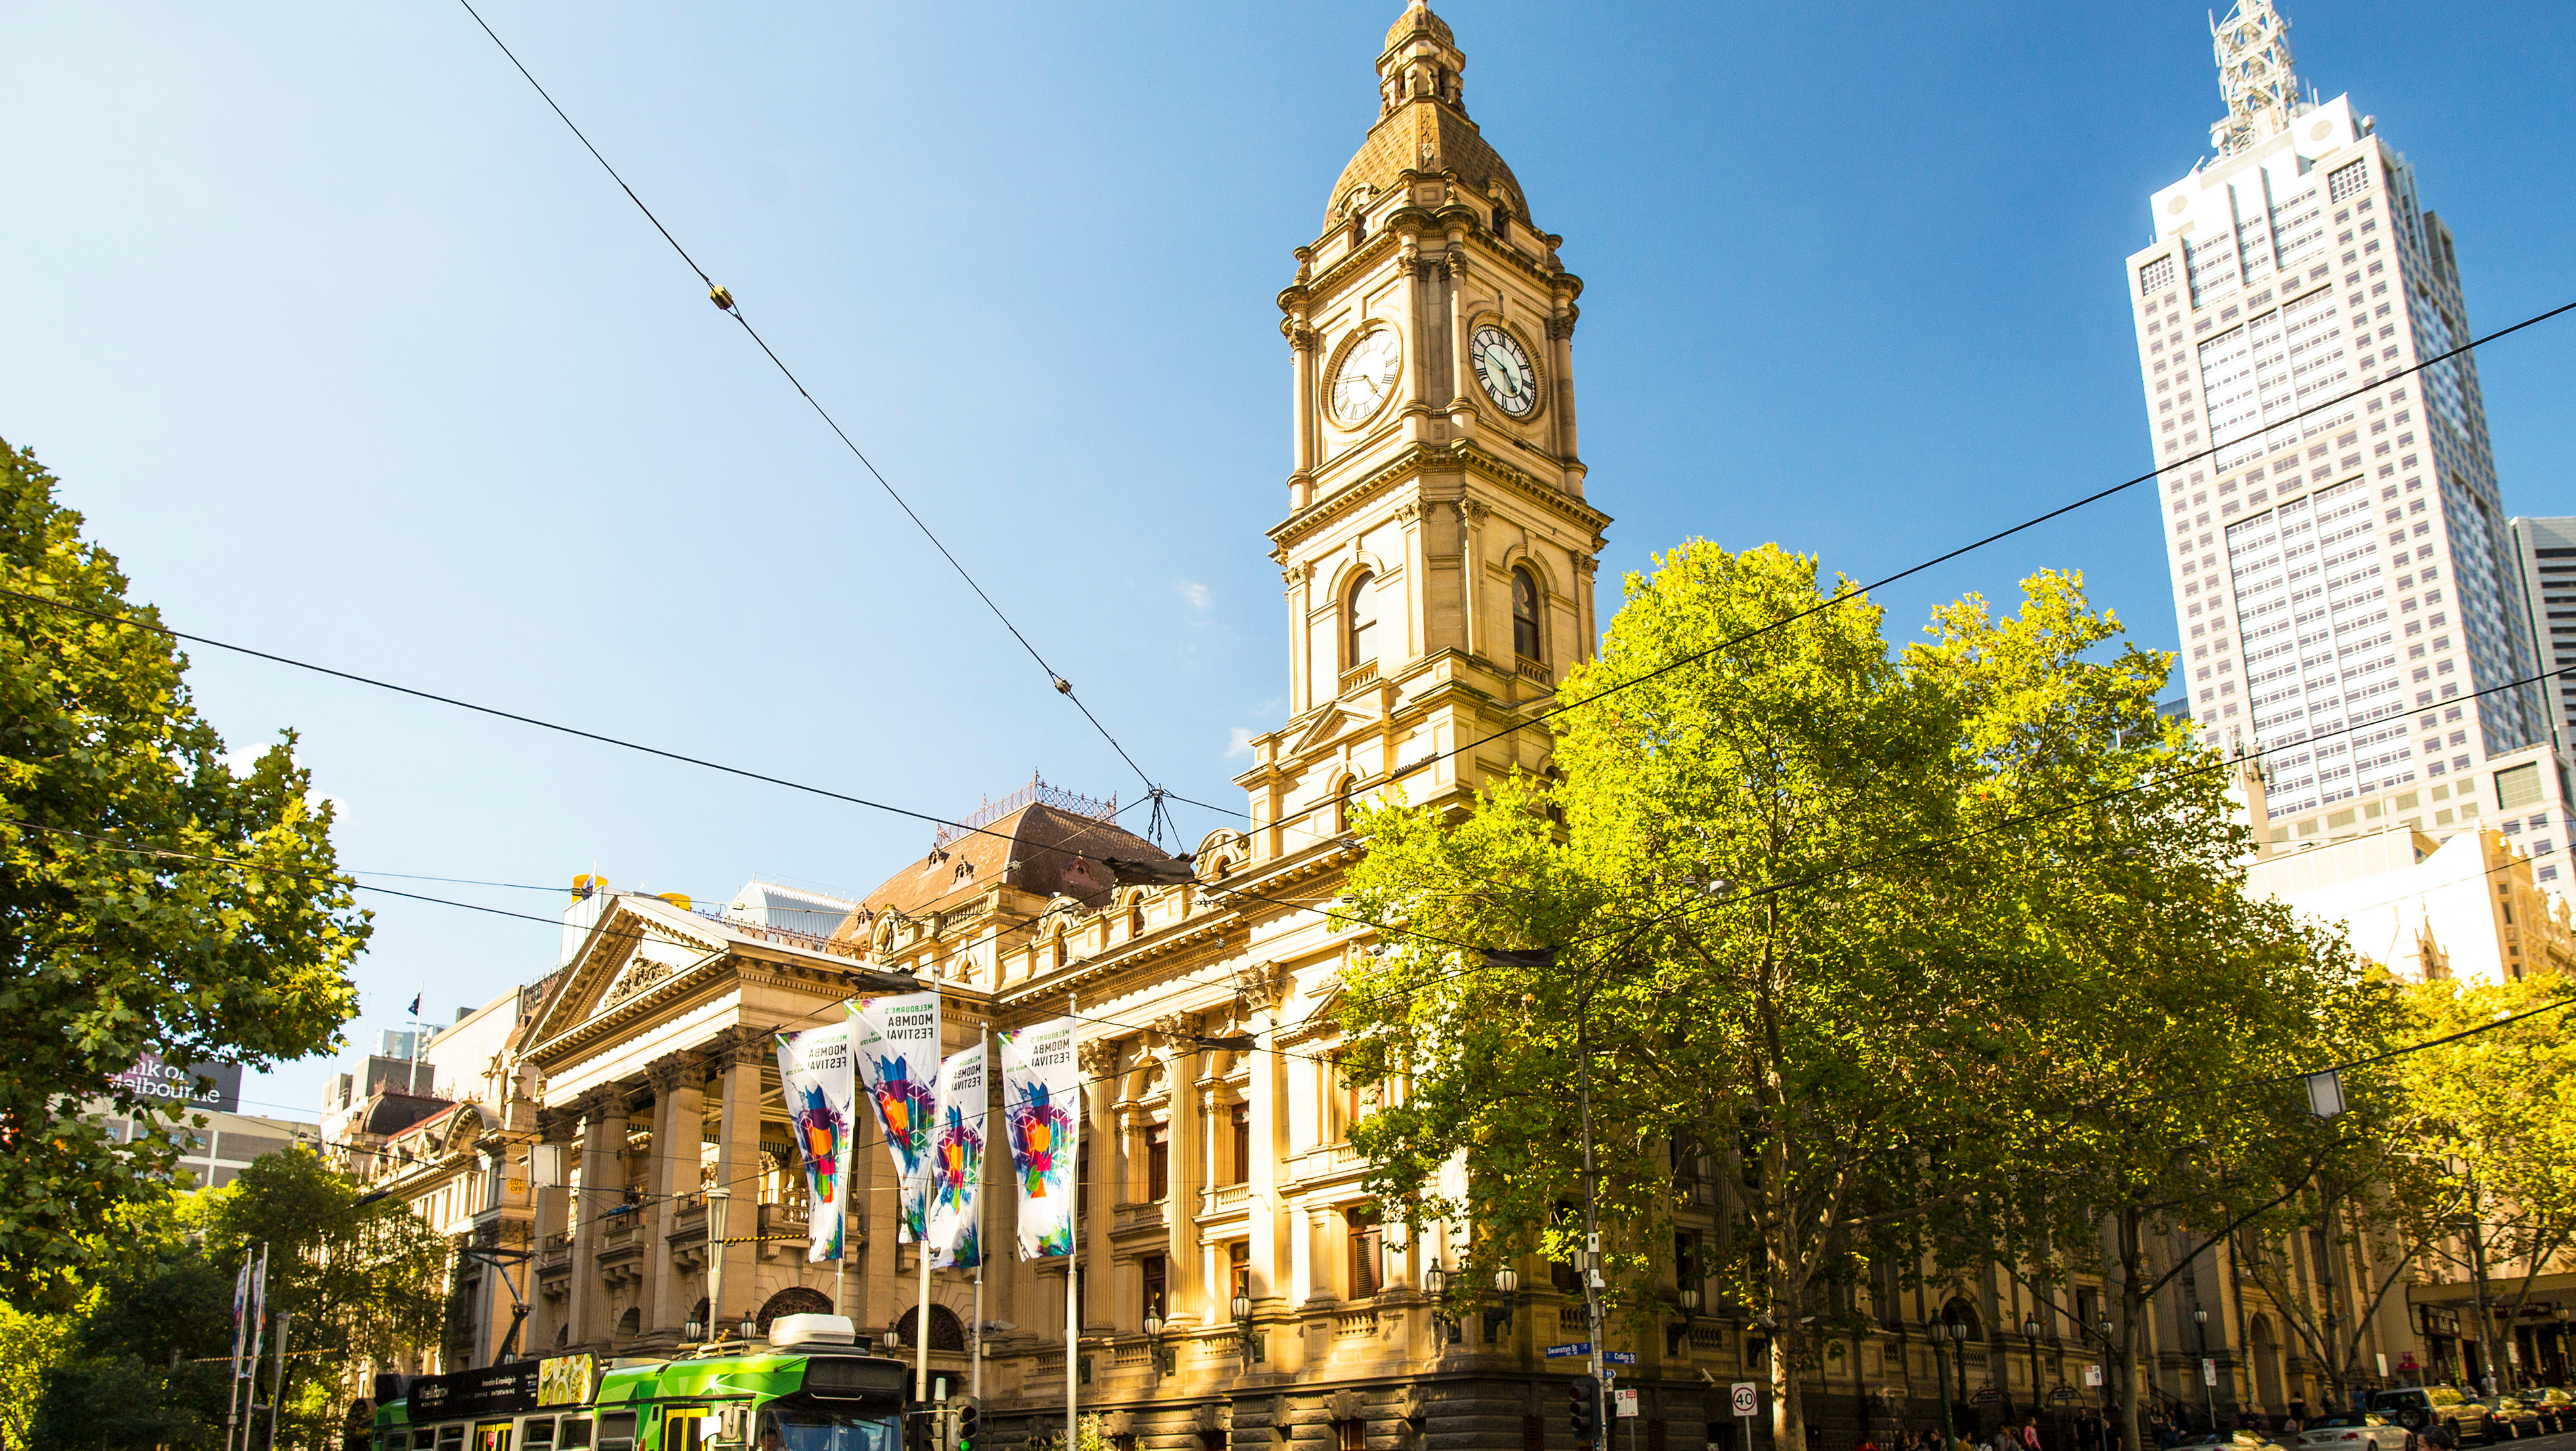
top-left (1332, 778), bottom-right (1355, 834)
top-left (1128, 896), bottom-right (1146, 938)
top-left (1492, 203), bottom-right (1511, 243)
top-left (1053, 932), bottom-right (1068, 969)
top-left (1346, 570), bottom-right (1378, 669)
top-left (1511, 568), bottom-right (1542, 662)
top-left (757, 1286), bottom-right (835, 1335)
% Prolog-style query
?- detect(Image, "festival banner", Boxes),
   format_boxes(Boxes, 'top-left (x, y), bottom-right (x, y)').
top-left (927, 1041), bottom-right (985, 1270)
top-left (228, 1257), bottom-right (251, 1384)
top-left (774, 1019), bottom-right (857, 1263)
top-left (851, 992), bottom-right (942, 1244)
top-left (999, 1018), bottom-right (1082, 1259)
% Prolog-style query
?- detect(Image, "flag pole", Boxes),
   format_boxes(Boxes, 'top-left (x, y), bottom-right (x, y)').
top-left (973, 1021), bottom-right (989, 1404)
top-left (1066, 992), bottom-right (1080, 1451)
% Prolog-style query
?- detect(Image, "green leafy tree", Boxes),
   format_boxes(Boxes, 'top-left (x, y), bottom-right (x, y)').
top-left (204, 1148), bottom-right (452, 1450)
top-left (28, 1194), bottom-right (236, 1451)
top-left (0, 437), bottom-right (366, 1303)
top-left (0, 1302), bottom-right (72, 1448)
top-left (1336, 543), bottom-right (2370, 1451)
top-left (2390, 971), bottom-right (2576, 1385)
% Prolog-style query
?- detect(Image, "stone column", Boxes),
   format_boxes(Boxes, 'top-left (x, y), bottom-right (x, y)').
top-left (1458, 499), bottom-right (1489, 664)
top-left (711, 1030), bottom-right (766, 1335)
top-left (566, 1086), bottom-right (626, 1351)
top-left (1154, 1013), bottom-right (1204, 1327)
top-left (531, 1106), bottom-right (577, 1349)
top-left (1240, 964), bottom-right (1290, 1316)
top-left (1443, 234), bottom-right (1474, 421)
top-left (1078, 1038), bottom-right (1122, 1334)
top-left (1548, 297), bottom-right (1583, 495)
top-left (1303, 1203), bottom-right (1336, 1306)
top-left (1287, 299), bottom-right (1318, 511)
top-left (644, 1053), bottom-right (705, 1340)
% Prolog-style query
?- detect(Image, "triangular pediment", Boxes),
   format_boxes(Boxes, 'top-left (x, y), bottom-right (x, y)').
top-left (1284, 706), bottom-right (1362, 762)
top-left (525, 896), bottom-right (731, 1047)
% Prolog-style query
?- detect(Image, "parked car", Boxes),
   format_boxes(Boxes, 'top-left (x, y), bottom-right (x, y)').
top-left (2369, 1387), bottom-right (2497, 1445)
top-left (2481, 1397), bottom-right (2543, 1440)
top-left (2522, 1389), bottom-right (2574, 1435)
top-left (2173, 1432), bottom-right (2291, 1451)
top-left (2296, 1412), bottom-right (2413, 1451)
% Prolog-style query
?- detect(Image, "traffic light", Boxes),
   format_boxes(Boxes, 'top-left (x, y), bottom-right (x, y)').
top-left (956, 1400), bottom-right (980, 1451)
top-left (1569, 1378), bottom-right (1601, 1444)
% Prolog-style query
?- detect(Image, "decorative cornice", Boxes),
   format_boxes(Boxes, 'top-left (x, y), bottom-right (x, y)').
top-left (1270, 440), bottom-right (1610, 555)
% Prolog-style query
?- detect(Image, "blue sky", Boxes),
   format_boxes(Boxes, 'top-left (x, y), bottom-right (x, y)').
top-left (3, 2), bottom-right (2569, 1120)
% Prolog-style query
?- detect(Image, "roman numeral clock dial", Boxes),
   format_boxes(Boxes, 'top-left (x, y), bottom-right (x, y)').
top-left (1328, 328), bottom-right (1403, 427)
top-left (1469, 324), bottom-right (1539, 417)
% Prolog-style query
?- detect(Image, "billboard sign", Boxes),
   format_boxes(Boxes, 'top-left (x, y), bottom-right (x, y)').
top-left (110, 1055), bottom-right (242, 1113)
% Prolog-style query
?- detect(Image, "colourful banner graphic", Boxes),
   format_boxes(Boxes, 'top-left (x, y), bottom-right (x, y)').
top-left (851, 992), bottom-right (942, 1244)
top-left (927, 1041), bottom-right (985, 1270)
top-left (999, 1018), bottom-right (1082, 1260)
top-left (775, 1019), bottom-right (857, 1263)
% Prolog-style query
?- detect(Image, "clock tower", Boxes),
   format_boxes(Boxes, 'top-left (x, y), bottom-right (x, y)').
top-left (1238, 0), bottom-right (1610, 857)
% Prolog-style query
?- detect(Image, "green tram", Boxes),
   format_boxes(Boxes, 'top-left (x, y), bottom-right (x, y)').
top-left (374, 1318), bottom-right (911, 1451)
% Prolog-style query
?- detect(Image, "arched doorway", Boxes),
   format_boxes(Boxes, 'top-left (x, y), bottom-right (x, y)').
top-left (759, 1286), bottom-right (835, 1334)
top-left (895, 1303), bottom-right (967, 1351)
top-left (615, 1307), bottom-right (642, 1346)
top-left (2249, 1316), bottom-right (2283, 1412)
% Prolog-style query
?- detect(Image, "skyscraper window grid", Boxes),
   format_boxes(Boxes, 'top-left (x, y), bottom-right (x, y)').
top-left (2128, 0), bottom-right (2560, 855)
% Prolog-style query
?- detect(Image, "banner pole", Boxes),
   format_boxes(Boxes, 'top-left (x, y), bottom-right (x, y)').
top-left (1067, 993), bottom-right (1080, 1451)
top-left (973, 1022), bottom-right (989, 1405)
top-left (916, 1215), bottom-right (933, 1404)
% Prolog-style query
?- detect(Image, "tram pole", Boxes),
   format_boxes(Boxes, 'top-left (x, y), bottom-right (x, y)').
top-left (1067, 994), bottom-right (1080, 1451)
top-left (973, 1023), bottom-right (989, 1404)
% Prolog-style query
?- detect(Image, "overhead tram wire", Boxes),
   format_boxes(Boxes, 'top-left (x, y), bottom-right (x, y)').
top-left (1348, 297), bottom-right (2576, 802)
top-left (448, 0), bottom-right (1227, 843)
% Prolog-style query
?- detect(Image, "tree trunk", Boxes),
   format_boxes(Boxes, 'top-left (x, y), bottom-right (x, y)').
top-left (2116, 1208), bottom-right (2147, 1451)
top-left (1773, 1316), bottom-right (1805, 1451)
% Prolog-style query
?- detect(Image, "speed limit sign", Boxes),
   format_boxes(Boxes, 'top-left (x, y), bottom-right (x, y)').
top-left (1732, 1383), bottom-right (1760, 1418)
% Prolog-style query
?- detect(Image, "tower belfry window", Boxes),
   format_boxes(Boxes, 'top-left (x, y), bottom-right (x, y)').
top-left (1511, 569), bottom-right (1542, 661)
top-left (1346, 570), bottom-right (1378, 669)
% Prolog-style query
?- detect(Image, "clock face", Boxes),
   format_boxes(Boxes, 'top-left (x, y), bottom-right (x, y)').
top-left (1329, 328), bottom-right (1403, 427)
top-left (1470, 324), bottom-right (1540, 417)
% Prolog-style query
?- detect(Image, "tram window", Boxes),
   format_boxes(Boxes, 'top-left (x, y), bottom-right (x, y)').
top-left (440, 1426), bottom-right (467, 1451)
top-left (559, 1419), bottom-right (594, 1451)
top-left (524, 1419), bottom-right (557, 1451)
top-left (478, 1422), bottom-right (514, 1451)
top-left (414, 1430), bottom-right (438, 1450)
top-left (598, 1412), bottom-right (639, 1451)
top-left (665, 1408), bottom-right (711, 1451)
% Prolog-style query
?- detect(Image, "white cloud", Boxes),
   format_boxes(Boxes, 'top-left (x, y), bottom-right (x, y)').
top-left (1176, 579), bottom-right (1211, 612)
top-left (1225, 726), bottom-right (1257, 760)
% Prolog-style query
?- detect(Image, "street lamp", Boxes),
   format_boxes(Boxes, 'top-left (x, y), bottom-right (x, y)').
top-left (1952, 1318), bottom-right (1971, 1410)
top-left (2025, 1317), bottom-right (2044, 1428)
top-left (1425, 1258), bottom-right (1458, 1346)
top-left (2194, 1309), bottom-right (2217, 1431)
top-left (1232, 1288), bottom-right (1256, 1364)
top-left (1485, 1266), bottom-right (1520, 1343)
top-left (1668, 1285), bottom-right (1703, 1357)
top-left (1143, 1313), bottom-right (1171, 1378)
top-left (2097, 1318), bottom-right (2115, 1418)
top-left (1928, 1318), bottom-right (1960, 1450)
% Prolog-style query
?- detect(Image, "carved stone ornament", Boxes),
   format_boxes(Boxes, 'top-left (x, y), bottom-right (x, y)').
top-left (1394, 501), bottom-right (1422, 525)
top-left (1150, 1011), bottom-right (1207, 1052)
top-left (1076, 1039), bottom-right (1122, 1078)
top-left (1458, 499), bottom-right (1490, 524)
top-left (1546, 312), bottom-right (1580, 341)
top-left (1231, 959), bottom-right (1294, 1016)
top-left (1326, 1390), bottom-right (1366, 1423)
top-left (599, 956), bottom-right (673, 1013)
top-left (645, 1053), bottom-right (699, 1096)
top-left (1288, 322), bottom-right (1317, 352)
top-left (1194, 1404), bottom-right (1232, 1435)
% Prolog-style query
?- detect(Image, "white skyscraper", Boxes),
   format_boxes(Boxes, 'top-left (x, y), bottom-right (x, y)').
top-left (2126, 0), bottom-right (2565, 874)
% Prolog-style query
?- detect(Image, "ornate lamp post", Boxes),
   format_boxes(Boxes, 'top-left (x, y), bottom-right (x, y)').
top-left (1143, 1312), bottom-right (1171, 1379)
top-left (2096, 1318), bottom-right (2115, 1419)
top-left (2194, 1309), bottom-right (2218, 1431)
top-left (1953, 1318), bottom-right (1972, 1412)
top-left (1231, 1289), bottom-right (1256, 1365)
top-left (1928, 1317), bottom-right (1960, 1449)
top-left (1425, 1258), bottom-right (1457, 1347)
top-left (2025, 1317), bottom-right (2045, 1431)
top-left (1484, 1266), bottom-right (1520, 1344)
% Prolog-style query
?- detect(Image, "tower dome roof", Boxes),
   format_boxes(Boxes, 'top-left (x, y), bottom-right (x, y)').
top-left (1324, 2), bottom-right (1529, 234)
top-left (1384, 0), bottom-right (1454, 52)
